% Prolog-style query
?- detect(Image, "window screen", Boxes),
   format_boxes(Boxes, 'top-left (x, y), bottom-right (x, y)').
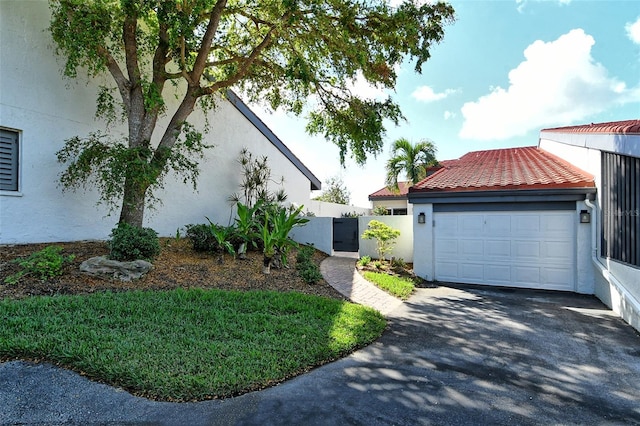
top-left (601, 151), bottom-right (640, 267)
top-left (0, 129), bottom-right (19, 191)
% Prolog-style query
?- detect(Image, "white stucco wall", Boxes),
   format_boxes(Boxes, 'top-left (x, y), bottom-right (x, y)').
top-left (411, 204), bottom-right (434, 280)
top-left (540, 136), bottom-right (640, 332)
top-left (371, 199), bottom-right (412, 215)
top-left (358, 216), bottom-right (413, 262)
top-left (305, 200), bottom-right (370, 218)
top-left (0, 1), bottom-right (313, 244)
top-left (288, 217), bottom-right (333, 255)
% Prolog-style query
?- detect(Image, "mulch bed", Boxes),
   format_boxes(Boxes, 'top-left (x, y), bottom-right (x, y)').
top-left (0, 239), bottom-right (346, 301)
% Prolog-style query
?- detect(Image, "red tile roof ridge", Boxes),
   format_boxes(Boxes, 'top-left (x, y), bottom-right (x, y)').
top-left (541, 119), bottom-right (640, 135)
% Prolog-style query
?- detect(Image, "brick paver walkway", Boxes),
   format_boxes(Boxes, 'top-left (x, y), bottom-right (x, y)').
top-left (320, 255), bottom-right (403, 316)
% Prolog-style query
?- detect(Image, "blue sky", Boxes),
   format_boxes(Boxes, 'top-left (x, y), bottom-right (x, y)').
top-left (253, 0), bottom-right (640, 208)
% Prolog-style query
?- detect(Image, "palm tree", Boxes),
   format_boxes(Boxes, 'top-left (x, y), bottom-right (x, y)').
top-left (385, 138), bottom-right (438, 191)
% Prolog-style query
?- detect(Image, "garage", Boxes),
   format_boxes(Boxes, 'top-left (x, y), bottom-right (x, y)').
top-left (408, 147), bottom-right (597, 293)
top-left (433, 210), bottom-right (576, 291)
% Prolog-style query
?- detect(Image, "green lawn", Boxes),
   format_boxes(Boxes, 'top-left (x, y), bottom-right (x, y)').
top-left (362, 271), bottom-right (416, 300)
top-left (0, 289), bottom-right (385, 401)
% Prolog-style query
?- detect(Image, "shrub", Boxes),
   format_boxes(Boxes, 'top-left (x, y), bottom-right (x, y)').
top-left (372, 205), bottom-right (390, 216)
top-left (358, 256), bottom-right (372, 267)
top-left (298, 262), bottom-right (324, 284)
top-left (4, 246), bottom-right (75, 284)
top-left (109, 223), bottom-right (160, 261)
top-left (361, 220), bottom-right (400, 262)
top-left (296, 245), bottom-right (323, 284)
top-left (391, 257), bottom-right (407, 269)
top-left (296, 244), bottom-right (316, 264)
top-left (185, 223), bottom-right (215, 252)
top-left (185, 221), bottom-right (236, 263)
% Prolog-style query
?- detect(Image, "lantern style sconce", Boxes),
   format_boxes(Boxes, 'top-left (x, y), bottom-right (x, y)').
top-left (579, 210), bottom-right (591, 223)
top-left (418, 212), bottom-right (426, 224)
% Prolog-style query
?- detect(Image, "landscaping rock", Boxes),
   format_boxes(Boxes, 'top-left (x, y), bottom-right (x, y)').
top-left (80, 256), bottom-right (153, 281)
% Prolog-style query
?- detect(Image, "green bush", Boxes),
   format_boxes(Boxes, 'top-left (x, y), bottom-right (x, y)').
top-left (358, 255), bottom-right (372, 267)
top-left (4, 246), bottom-right (75, 284)
top-left (391, 257), bottom-right (407, 269)
top-left (296, 245), bottom-right (323, 284)
top-left (296, 244), bottom-right (315, 264)
top-left (185, 223), bottom-right (215, 252)
top-left (361, 220), bottom-right (400, 262)
top-left (108, 223), bottom-right (160, 261)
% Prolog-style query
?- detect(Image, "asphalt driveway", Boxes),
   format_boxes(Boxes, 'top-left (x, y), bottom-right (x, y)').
top-left (2, 285), bottom-right (640, 425)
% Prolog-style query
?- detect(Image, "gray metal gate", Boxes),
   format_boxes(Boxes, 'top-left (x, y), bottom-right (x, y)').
top-left (333, 218), bottom-right (359, 252)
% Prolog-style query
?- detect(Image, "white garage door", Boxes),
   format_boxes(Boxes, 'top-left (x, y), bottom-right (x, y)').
top-left (434, 211), bottom-right (576, 291)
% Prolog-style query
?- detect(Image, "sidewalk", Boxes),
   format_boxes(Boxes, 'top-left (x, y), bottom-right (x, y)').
top-left (320, 254), bottom-right (403, 316)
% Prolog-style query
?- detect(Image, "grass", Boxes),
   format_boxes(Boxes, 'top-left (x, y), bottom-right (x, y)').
top-left (0, 288), bottom-right (386, 401)
top-left (362, 271), bottom-right (416, 300)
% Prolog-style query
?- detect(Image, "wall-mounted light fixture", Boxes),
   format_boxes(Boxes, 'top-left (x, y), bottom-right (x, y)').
top-left (418, 212), bottom-right (426, 224)
top-left (579, 210), bottom-right (591, 223)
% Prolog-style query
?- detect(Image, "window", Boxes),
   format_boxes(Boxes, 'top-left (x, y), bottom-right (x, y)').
top-left (392, 208), bottom-right (408, 216)
top-left (0, 128), bottom-right (19, 192)
top-left (601, 152), bottom-right (640, 267)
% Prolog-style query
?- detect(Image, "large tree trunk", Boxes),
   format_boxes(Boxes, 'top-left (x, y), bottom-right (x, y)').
top-left (119, 178), bottom-right (148, 227)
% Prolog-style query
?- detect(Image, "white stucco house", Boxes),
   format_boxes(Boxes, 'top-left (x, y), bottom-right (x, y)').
top-left (409, 120), bottom-right (639, 331)
top-left (538, 120), bottom-right (640, 331)
top-left (369, 182), bottom-right (413, 216)
top-left (0, 1), bottom-right (320, 244)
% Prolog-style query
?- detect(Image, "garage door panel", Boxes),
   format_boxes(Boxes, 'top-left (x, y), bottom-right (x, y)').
top-left (485, 215), bottom-right (512, 236)
top-left (513, 266), bottom-right (540, 285)
top-left (543, 214), bottom-right (573, 233)
top-left (436, 262), bottom-right (459, 280)
top-left (543, 241), bottom-right (573, 261)
top-left (485, 240), bottom-right (511, 257)
top-left (513, 215), bottom-right (542, 234)
top-left (485, 264), bottom-right (511, 283)
top-left (437, 216), bottom-right (459, 236)
top-left (544, 268), bottom-right (573, 286)
top-left (435, 239), bottom-right (458, 256)
top-left (513, 240), bottom-right (541, 258)
top-left (461, 239), bottom-right (484, 257)
top-left (460, 263), bottom-right (484, 281)
top-left (434, 211), bottom-right (575, 291)
top-left (461, 216), bottom-right (484, 236)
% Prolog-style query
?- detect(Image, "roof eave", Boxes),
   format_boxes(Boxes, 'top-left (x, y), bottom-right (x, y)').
top-left (368, 195), bottom-right (408, 201)
top-left (225, 90), bottom-right (322, 191)
top-left (408, 187), bottom-right (597, 204)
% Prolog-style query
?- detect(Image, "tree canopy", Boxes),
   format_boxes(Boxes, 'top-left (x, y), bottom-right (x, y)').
top-left (385, 137), bottom-right (438, 191)
top-left (313, 176), bottom-right (350, 205)
top-left (50, 0), bottom-right (455, 226)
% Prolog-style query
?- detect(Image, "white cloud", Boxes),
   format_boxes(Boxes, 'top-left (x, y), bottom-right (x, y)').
top-left (444, 111), bottom-right (455, 120)
top-left (411, 85), bottom-right (456, 102)
top-left (459, 29), bottom-right (638, 141)
top-left (516, 0), bottom-right (571, 13)
top-left (626, 17), bottom-right (640, 44)
top-left (347, 71), bottom-right (388, 101)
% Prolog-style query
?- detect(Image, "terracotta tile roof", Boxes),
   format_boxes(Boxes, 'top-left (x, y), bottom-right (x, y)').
top-left (410, 147), bottom-right (595, 193)
top-left (541, 119), bottom-right (640, 135)
top-left (369, 181), bottom-right (411, 199)
top-left (369, 160), bottom-right (459, 199)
